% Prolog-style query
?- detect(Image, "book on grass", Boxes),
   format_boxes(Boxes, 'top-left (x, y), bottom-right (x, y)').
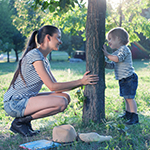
top-left (19, 139), bottom-right (61, 150)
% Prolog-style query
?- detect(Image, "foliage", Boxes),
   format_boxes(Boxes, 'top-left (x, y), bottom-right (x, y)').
top-left (12, 31), bottom-right (25, 61)
top-left (0, 0), bottom-right (25, 61)
top-left (13, 0), bottom-right (86, 38)
top-left (106, 0), bottom-right (150, 43)
top-left (0, 0), bottom-right (15, 43)
top-left (0, 41), bottom-right (13, 54)
top-left (30, 0), bottom-right (86, 13)
top-left (75, 85), bottom-right (86, 107)
top-left (54, 6), bottom-right (87, 37)
top-left (0, 60), bottom-right (150, 149)
top-left (58, 31), bottom-right (72, 55)
top-left (42, 6), bottom-right (87, 54)
top-left (28, 0), bottom-right (150, 45)
top-left (58, 30), bottom-right (85, 56)
top-left (12, 1), bottom-right (86, 55)
top-left (12, 0), bottom-right (46, 38)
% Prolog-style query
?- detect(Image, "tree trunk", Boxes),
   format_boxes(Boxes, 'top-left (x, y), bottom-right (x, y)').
top-left (7, 50), bottom-right (10, 62)
top-left (119, 2), bottom-right (122, 27)
top-left (49, 52), bottom-right (52, 61)
top-left (82, 0), bottom-right (106, 123)
top-left (14, 49), bottom-right (19, 62)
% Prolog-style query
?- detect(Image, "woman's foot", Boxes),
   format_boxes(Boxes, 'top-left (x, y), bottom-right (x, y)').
top-left (10, 116), bottom-right (37, 136)
top-left (27, 122), bottom-right (40, 134)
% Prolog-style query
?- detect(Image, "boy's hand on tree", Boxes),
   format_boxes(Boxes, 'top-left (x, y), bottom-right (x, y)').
top-left (102, 45), bottom-right (109, 57)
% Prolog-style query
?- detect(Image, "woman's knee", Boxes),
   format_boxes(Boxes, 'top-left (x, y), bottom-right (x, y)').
top-left (59, 93), bottom-right (71, 104)
top-left (64, 93), bottom-right (71, 104)
top-left (58, 97), bottom-right (69, 112)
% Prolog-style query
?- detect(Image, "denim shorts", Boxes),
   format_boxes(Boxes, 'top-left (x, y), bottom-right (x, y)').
top-left (119, 73), bottom-right (138, 99)
top-left (4, 96), bottom-right (29, 118)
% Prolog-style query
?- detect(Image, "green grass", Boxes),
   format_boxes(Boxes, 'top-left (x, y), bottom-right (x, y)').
top-left (0, 59), bottom-right (150, 150)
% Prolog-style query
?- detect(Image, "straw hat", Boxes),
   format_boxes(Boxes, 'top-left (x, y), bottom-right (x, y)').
top-left (78, 132), bottom-right (112, 143)
top-left (52, 125), bottom-right (112, 143)
top-left (52, 124), bottom-right (77, 143)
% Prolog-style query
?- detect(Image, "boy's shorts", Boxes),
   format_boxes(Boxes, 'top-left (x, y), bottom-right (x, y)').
top-left (119, 73), bottom-right (138, 99)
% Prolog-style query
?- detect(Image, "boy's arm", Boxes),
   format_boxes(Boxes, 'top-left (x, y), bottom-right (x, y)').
top-left (102, 45), bottom-right (119, 62)
top-left (105, 61), bottom-right (115, 69)
top-left (107, 55), bottom-right (119, 62)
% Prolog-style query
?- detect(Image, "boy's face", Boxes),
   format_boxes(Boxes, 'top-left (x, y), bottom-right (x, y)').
top-left (107, 34), bottom-right (122, 49)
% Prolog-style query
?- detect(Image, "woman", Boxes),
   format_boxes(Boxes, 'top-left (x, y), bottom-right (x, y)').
top-left (4, 25), bottom-right (99, 136)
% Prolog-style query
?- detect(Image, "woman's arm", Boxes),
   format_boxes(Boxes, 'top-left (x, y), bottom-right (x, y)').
top-left (49, 70), bottom-right (57, 82)
top-left (33, 60), bottom-right (99, 92)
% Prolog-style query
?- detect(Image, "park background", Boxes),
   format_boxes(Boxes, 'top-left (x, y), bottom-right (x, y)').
top-left (0, 0), bottom-right (150, 149)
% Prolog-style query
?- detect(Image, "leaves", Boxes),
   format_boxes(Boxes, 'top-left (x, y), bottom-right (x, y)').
top-left (31, 0), bottom-right (84, 13)
top-left (75, 86), bottom-right (86, 107)
top-left (13, 0), bottom-right (46, 38)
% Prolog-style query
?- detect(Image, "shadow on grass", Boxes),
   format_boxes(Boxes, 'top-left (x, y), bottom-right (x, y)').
top-left (0, 113), bottom-right (150, 150)
top-left (133, 59), bottom-right (150, 71)
top-left (0, 59), bottom-right (149, 76)
top-left (0, 62), bottom-right (17, 75)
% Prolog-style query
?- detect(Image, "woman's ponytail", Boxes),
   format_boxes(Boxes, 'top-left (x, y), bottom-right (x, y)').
top-left (7, 30), bottom-right (38, 90)
top-left (23, 30), bottom-right (38, 57)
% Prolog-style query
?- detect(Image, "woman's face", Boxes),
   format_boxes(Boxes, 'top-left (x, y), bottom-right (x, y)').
top-left (49, 30), bottom-right (62, 51)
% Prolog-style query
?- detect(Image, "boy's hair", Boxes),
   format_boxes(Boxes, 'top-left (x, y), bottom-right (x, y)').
top-left (107, 27), bottom-right (129, 45)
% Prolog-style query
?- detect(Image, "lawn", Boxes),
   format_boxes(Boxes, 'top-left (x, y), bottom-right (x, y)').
top-left (0, 59), bottom-right (150, 150)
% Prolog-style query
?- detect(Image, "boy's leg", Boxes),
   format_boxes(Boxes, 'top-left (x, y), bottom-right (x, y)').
top-left (125, 98), bottom-right (139, 125)
top-left (119, 99), bottom-right (131, 120)
top-left (126, 99), bottom-right (137, 113)
top-left (125, 99), bottom-right (130, 112)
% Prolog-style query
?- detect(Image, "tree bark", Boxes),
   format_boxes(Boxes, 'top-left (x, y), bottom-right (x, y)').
top-left (7, 50), bottom-right (10, 62)
top-left (82, 0), bottom-right (106, 123)
top-left (119, 2), bottom-right (122, 27)
top-left (14, 49), bottom-right (19, 62)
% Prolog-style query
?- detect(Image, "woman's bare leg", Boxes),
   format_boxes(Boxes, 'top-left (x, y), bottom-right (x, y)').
top-left (24, 92), bottom-right (70, 120)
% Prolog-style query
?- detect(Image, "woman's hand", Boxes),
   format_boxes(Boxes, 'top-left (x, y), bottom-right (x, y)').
top-left (81, 71), bottom-right (99, 85)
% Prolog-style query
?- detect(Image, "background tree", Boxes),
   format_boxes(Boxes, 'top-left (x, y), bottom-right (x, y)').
top-left (0, 0), bottom-right (14, 43)
top-left (0, 0), bottom-right (21, 62)
top-left (3, 42), bottom-right (14, 63)
top-left (12, 31), bottom-right (25, 62)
